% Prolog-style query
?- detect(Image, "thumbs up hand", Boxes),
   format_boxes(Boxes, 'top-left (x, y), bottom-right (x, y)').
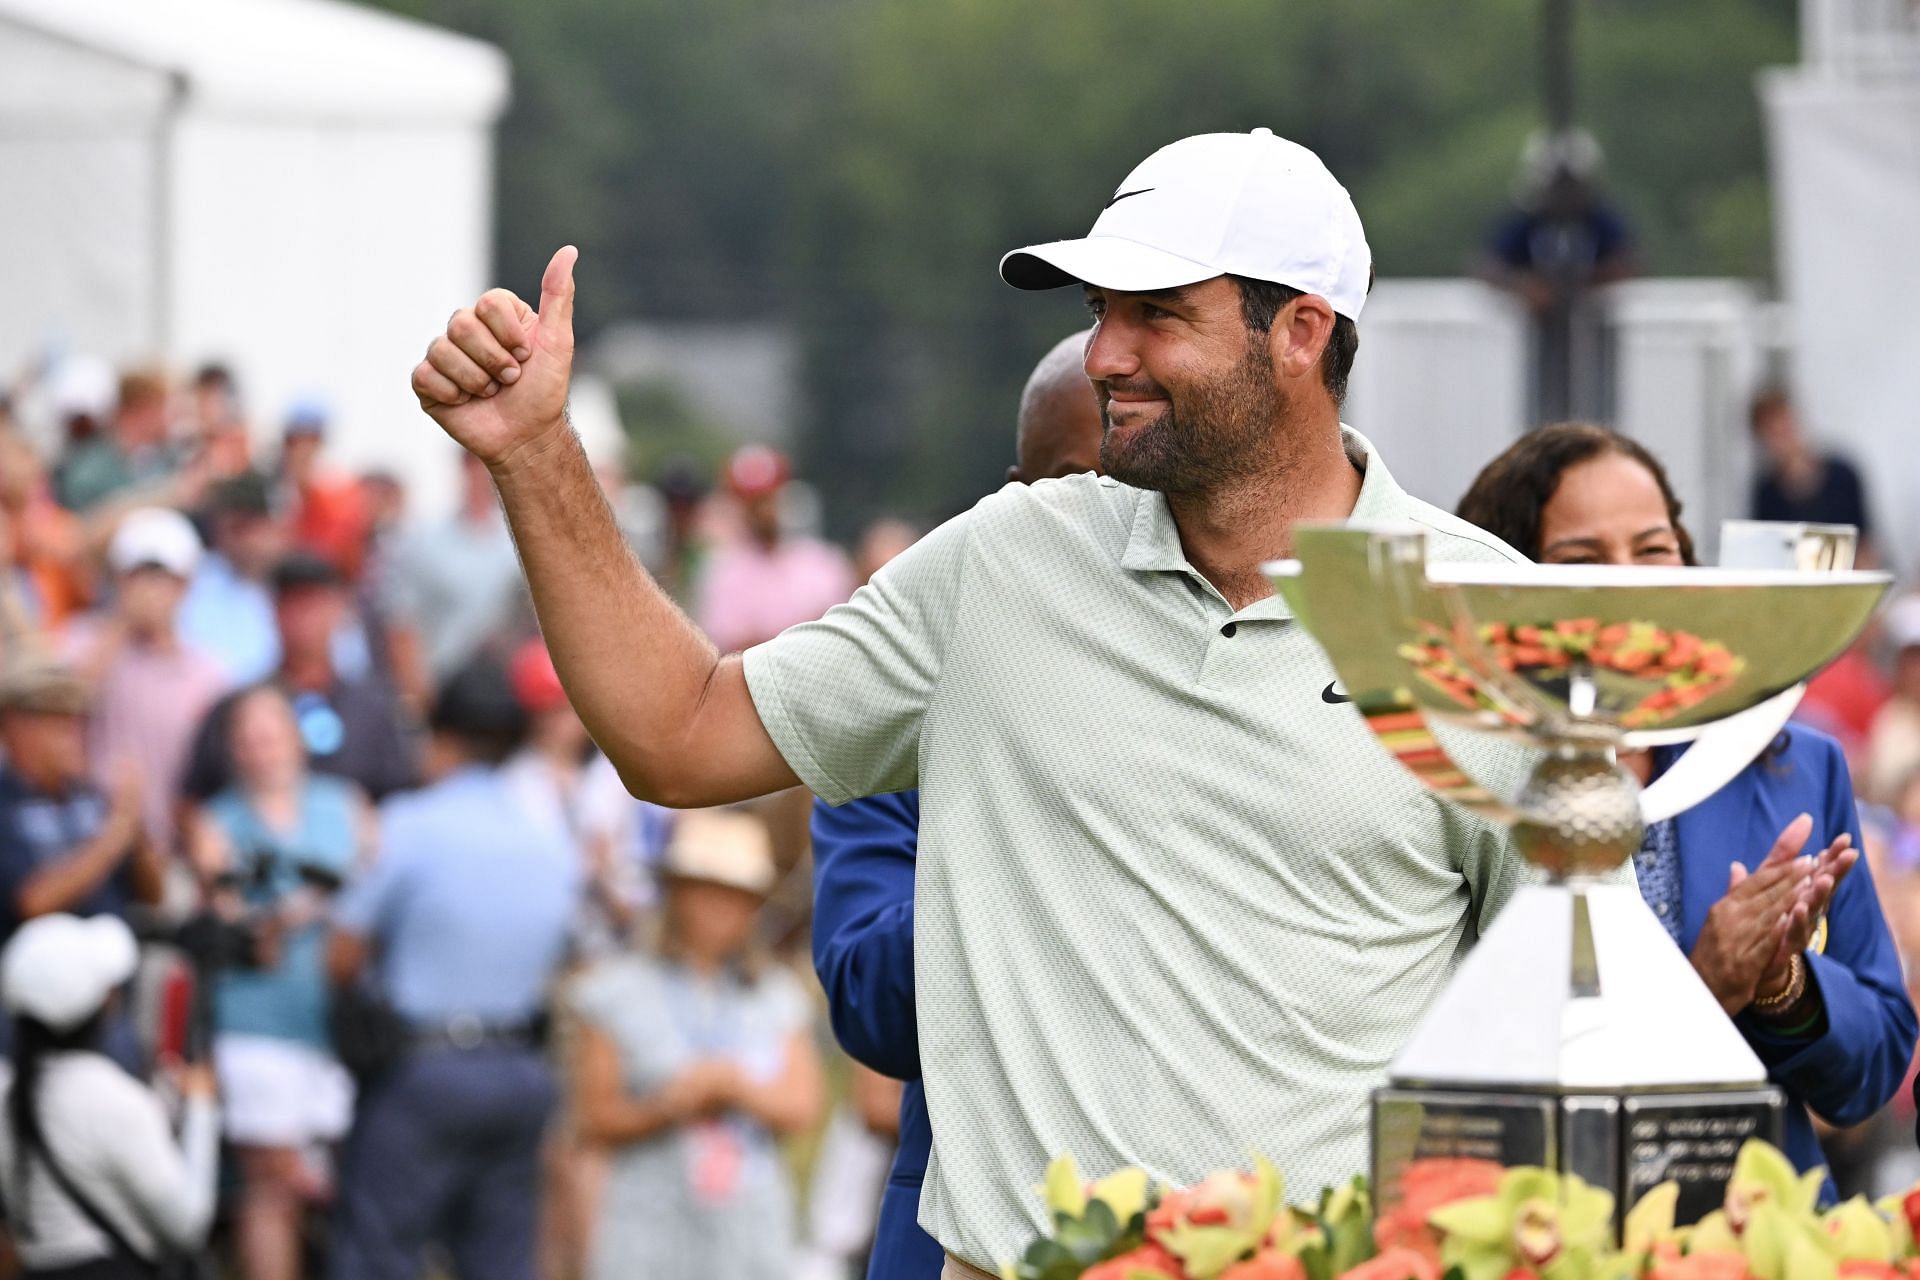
top-left (413, 245), bottom-right (578, 467)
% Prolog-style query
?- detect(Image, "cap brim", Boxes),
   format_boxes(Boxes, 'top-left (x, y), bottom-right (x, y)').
top-left (999, 236), bottom-right (1220, 292)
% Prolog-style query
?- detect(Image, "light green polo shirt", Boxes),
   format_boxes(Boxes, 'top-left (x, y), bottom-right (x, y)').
top-left (744, 429), bottom-right (1530, 1267)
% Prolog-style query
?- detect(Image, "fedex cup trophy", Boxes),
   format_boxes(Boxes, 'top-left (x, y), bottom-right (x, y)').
top-left (1266, 522), bottom-right (1886, 1237)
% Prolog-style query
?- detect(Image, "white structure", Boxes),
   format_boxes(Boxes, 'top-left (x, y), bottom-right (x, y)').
top-left (0, 0), bottom-right (508, 509)
top-left (1348, 280), bottom-right (1768, 561)
top-left (1345, 281), bottom-right (1529, 518)
top-left (1764, 0), bottom-right (1920, 577)
top-left (1604, 280), bottom-right (1766, 562)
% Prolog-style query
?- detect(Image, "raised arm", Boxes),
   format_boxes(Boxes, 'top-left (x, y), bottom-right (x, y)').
top-left (411, 248), bottom-right (798, 807)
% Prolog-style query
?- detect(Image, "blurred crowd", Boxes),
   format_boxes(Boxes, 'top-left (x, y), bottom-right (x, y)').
top-left (0, 356), bottom-right (908, 1280)
top-left (2, 344), bottom-right (1920, 1280)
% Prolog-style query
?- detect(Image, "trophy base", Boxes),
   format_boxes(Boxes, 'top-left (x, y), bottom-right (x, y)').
top-left (1373, 1084), bottom-right (1784, 1237)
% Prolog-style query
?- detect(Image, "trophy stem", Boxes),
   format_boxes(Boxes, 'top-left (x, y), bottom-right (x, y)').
top-left (1511, 742), bottom-right (1644, 881)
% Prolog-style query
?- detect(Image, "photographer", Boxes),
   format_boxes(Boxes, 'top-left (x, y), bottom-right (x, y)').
top-left (184, 686), bottom-right (368, 1280)
top-left (0, 913), bottom-right (219, 1279)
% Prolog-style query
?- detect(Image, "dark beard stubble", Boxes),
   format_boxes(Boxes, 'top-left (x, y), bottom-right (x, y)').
top-left (1097, 337), bottom-right (1285, 495)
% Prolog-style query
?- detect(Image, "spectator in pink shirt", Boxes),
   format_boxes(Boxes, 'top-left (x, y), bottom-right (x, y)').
top-left (67, 508), bottom-right (230, 856)
top-left (696, 447), bottom-right (854, 654)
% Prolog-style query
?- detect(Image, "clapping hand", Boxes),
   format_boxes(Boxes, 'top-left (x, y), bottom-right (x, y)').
top-left (1689, 813), bottom-right (1848, 1016)
top-left (1754, 830), bottom-right (1854, 1003)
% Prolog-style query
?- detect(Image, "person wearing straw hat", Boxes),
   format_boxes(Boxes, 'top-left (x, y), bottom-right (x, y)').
top-left (568, 808), bottom-right (823, 1280)
top-left (0, 913), bottom-right (219, 1279)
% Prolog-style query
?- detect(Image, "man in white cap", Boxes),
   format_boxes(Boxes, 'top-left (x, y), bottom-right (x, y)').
top-left (411, 129), bottom-right (1527, 1274)
top-left (64, 507), bottom-right (229, 856)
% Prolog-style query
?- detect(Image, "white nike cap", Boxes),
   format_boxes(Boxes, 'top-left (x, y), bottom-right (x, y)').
top-left (1000, 128), bottom-right (1373, 321)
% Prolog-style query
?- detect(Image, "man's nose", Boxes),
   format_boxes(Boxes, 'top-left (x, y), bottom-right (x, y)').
top-left (1082, 318), bottom-right (1140, 382)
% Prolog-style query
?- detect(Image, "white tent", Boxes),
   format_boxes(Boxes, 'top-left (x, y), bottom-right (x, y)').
top-left (0, 0), bottom-right (508, 509)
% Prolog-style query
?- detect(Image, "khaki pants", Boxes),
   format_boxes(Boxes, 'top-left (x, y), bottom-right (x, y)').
top-left (941, 1254), bottom-right (998, 1280)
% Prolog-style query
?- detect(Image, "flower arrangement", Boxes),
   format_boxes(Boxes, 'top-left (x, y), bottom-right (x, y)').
top-left (1003, 1141), bottom-right (1920, 1280)
top-left (1397, 618), bottom-right (1744, 729)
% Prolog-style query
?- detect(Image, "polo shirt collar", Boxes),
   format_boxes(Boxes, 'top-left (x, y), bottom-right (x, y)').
top-left (1118, 425), bottom-right (1417, 579)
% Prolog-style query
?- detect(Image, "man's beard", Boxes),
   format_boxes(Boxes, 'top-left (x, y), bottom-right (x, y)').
top-left (1097, 340), bottom-right (1284, 495)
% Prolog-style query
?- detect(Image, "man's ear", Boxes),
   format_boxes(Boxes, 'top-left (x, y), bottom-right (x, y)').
top-left (1006, 465), bottom-right (1024, 484)
top-left (1271, 294), bottom-right (1336, 384)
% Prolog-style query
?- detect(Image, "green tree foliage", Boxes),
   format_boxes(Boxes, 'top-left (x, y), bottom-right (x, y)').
top-left (368, 0), bottom-right (1796, 533)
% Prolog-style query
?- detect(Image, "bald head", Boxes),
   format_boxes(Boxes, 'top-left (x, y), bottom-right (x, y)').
top-left (1010, 329), bottom-right (1102, 485)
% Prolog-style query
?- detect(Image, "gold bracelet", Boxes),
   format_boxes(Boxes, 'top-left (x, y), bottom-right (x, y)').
top-left (1751, 953), bottom-right (1806, 1014)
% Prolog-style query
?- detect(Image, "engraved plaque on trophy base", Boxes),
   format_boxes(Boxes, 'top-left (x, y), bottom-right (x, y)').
top-left (1373, 1085), bottom-right (1784, 1240)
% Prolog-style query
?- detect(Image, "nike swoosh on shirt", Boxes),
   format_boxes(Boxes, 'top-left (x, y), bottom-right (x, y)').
top-left (1321, 682), bottom-right (1353, 705)
top-left (1103, 187), bottom-right (1155, 209)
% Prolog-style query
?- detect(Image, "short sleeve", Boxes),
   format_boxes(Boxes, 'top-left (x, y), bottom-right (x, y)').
top-left (332, 802), bottom-right (413, 939)
top-left (741, 505), bottom-right (976, 804)
top-left (568, 957), bottom-right (637, 1030)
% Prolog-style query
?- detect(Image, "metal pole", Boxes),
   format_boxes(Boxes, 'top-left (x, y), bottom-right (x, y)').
top-left (1543, 0), bottom-right (1575, 132)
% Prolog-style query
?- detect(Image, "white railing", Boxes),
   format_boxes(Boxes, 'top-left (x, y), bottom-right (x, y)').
top-left (1349, 279), bottom-right (1767, 563)
top-left (1801, 0), bottom-right (1920, 79)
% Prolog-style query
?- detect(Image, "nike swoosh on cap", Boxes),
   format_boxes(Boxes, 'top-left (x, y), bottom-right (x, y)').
top-left (1103, 187), bottom-right (1155, 209)
top-left (1321, 682), bottom-right (1352, 705)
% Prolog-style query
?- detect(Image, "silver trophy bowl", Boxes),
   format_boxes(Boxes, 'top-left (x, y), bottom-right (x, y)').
top-left (1264, 522), bottom-right (1886, 1234)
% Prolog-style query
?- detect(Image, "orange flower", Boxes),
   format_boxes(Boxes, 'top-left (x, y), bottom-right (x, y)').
top-left (1083, 1242), bottom-right (1183, 1280)
top-left (1220, 1249), bottom-right (1307, 1280)
top-left (1647, 1250), bottom-right (1754, 1280)
top-left (1336, 1245), bottom-right (1441, 1280)
top-left (1372, 1159), bottom-right (1505, 1262)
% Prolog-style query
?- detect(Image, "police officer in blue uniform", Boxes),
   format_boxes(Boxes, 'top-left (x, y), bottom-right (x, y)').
top-left (327, 658), bottom-right (579, 1280)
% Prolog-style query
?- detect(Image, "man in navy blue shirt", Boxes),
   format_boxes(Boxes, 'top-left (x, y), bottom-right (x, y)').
top-left (811, 331), bottom-right (1100, 1279)
top-left (0, 656), bottom-right (165, 1065)
top-left (0, 657), bottom-right (164, 947)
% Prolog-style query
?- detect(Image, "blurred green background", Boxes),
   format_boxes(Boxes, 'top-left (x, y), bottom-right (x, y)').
top-left (369, 0), bottom-right (1796, 534)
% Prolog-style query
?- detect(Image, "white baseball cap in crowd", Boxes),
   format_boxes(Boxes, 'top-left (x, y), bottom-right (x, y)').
top-left (50, 356), bottom-right (116, 421)
top-left (661, 809), bottom-right (777, 896)
top-left (108, 506), bottom-right (203, 579)
top-left (1000, 128), bottom-right (1373, 321)
top-left (2, 914), bottom-right (140, 1033)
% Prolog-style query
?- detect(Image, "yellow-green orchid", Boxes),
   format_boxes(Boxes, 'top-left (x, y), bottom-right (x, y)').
top-left (1427, 1166), bottom-right (1614, 1280)
top-left (1625, 1182), bottom-right (1680, 1254)
top-left (1043, 1153), bottom-right (1091, 1221)
top-left (1155, 1157), bottom-right (1284, 1280)
top-left (1739, 1200), bottom-right (1837, 1280)
top-left (1722, 1140), bottom-right (1824, 1234)
top-left (1091, 1167), bottom-right (1152, 1229)
top-left (1821, 1195), bottom-right (1897, 1264)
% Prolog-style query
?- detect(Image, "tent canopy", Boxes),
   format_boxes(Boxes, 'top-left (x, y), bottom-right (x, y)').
top-left (0, 0), bottom-right (508, 123)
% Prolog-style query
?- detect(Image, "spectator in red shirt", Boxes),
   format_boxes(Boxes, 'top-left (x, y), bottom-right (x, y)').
top-left (278, 402), bottom-right (370, 579)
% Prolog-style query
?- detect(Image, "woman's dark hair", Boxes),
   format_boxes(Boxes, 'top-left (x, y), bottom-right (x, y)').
top-left (1457, 425), bottom-right (1791, 761)
top-left (8, 1011), bottom-right (107, 1233)
top-left (1455, 422), bottom-right (1697, 566)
